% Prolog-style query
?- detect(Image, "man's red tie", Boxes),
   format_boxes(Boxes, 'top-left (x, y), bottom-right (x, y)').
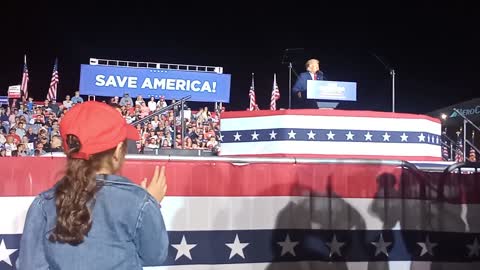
top-left (314, 73), bottom-right (317, 80)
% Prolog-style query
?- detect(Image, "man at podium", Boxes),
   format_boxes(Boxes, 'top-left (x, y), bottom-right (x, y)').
top-left (292, 59), bottom-right (325, 109)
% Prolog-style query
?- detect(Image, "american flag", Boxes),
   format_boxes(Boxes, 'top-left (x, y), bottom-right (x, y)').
top-left (1, 156), bottom-right (480, 270)
top-left (455, 130), bottom-right (464, 162)
top-left (249, 73), bottom-right (258, 111)
top-left (441, 141), bottom-right (450, 161)
top-left (20, 55), bottom-right (29, 101)
top-left (270, 73), bottom-right (280, 110)
top-left (47, 58), bottom-right (59, 101)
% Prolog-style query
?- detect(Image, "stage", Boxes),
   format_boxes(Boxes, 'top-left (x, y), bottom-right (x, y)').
top-left (219, 109), bottom-right (442, 161)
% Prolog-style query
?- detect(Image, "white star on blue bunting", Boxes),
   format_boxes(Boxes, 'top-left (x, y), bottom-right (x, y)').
top-left (288, 130), bottom-right (296, 139)
top-left (251, 131), bottom-right (259, 140)
top-left (345, 131), bottom-right (355, 140)
top-left (226, 234), bottom-right (250, 259)
top-left (233, 132), bottom-right (242, 141)
top-left (269, 130), bottom-right (277, 140)
top-left (364, 132), bottom-right (373, 141)
top-left (327, 131), bottom-right (335, 140)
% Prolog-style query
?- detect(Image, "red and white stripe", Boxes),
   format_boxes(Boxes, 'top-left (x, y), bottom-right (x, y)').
top-left (20, 55), bottom-right (29, 100)
top-left (47, 58), bottom-right (59, 101)
top-left (249, 73), bottom-right (257, 111)
top-left (0, 157), bottom-right (477, 234)
top-left (270, 73), bottom-right (280, 110)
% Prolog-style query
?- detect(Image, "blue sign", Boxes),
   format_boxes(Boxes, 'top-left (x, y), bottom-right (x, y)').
top-left (0, 96), bottom-right (8, 105)
top-left (79, 65), bottom-right (231, 102)
top-left (307, 80), bottom-right (357, 101)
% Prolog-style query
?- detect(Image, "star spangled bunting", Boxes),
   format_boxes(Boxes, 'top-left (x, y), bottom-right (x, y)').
top-left (172, 235), bottom-right (197, 260)
top-left (325, 234), bottom-right (345, 257)
top-left (371, 234), bottom-right (391, 257)
top-left (226, 234), bottom-right (249, 259)
top-left (3, 230), bottom-right (480, 266)
top-left (468, 237), bottom-right (480, 257)
top-left (417, 235), bottom-right (437, 256)
top-left (221, 128), bottom-right (441, 145)
top-left (0, 239), bottom-right (17, 267)
top-left (277, 234), bottom-right (299, 256)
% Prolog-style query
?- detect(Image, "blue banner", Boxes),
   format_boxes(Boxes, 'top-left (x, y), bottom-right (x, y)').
top-left (79, 65), bottom-right (231, 102)
top-left (0, 96), bottom-right (8, 105)
top-left (307, 80), bottom-right (357, 101)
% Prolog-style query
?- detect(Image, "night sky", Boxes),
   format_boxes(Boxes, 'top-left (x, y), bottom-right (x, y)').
top-left (1, 2), bottom-right (478, 113)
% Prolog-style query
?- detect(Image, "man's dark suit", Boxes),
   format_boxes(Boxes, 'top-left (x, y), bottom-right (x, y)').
top-left (292, 71), bottom-right (325, 109)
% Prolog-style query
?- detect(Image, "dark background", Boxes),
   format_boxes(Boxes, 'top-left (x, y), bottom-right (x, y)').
top-left (1, 2), bottom-right (478, 114)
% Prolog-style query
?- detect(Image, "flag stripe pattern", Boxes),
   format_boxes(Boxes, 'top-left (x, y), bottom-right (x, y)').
top-left (270, 73), bottom-right (280, 110)
top-left (0, 157), bottom-right (479, 269)
top-left (47, 58), bottom-right (59, 101)
top-left (249, 73), bottom-right (257, 111)
top-left (20, 55), bottom-right (29, 100)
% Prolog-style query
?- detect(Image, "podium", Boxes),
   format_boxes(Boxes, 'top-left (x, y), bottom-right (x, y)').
top-left (307, 80), bottom-right (357, 108)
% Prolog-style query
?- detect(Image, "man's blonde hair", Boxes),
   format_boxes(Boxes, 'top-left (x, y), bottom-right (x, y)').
top-left (305, 59), bottom-right (319, 69)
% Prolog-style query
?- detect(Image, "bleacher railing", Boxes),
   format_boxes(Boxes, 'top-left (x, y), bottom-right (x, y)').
top-left (131, 95), bottom-right (192, 150)
top-left (453, 108), bottom-right (480, 161)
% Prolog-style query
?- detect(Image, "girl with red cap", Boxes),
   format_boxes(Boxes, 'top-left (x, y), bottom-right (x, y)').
top-left (17, 101), bottom-right (169, 269)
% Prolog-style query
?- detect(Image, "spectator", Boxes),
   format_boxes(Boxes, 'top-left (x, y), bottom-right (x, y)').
top-left (50, 135), bottom-right (63, 152)
top-left (17, 144), bottom-right (28, 156)
top-left (71, 91), bottom-right (84, 104)
top-left (26, 97), bottom-right (34, 112)
top-left (135, 95), bottom-right (145, 106)
top-left (139, 101), bottom-right (149, 118)
top-left (207, 136), bottom-right (218, 150)
top-left (0, 129), bottom-right (6, 145)
top-left (4, 136), bottom-right (17, 156)
top-left (25, 127), bottom-right (38, 143)
top-left (148, 97), bottom-right (157, 112)
top-left (50, 100), bottom-right (60, 114)
top-left (0, 107), bottom-right (8, 123)
top-left (110, 96), bottom-right (120, 104)
top-left (119, 93), bottom-right (133, 106)
top-left (17, 101), bottom-right (169, 269)
top-left (15, 122), bottom-right (26, 138)
top-left (63, 95), bottom-right (73, 109)
top-left (42, 99), bottom-right (50, 111)
top-left (8, 128), bottom-right (21, 144)
top-left (157, 96), bottom-right (167, 109)
top-left (22, 136), bottom-right (34, 155)
top-left (38, 135), bottom-right (51, 152)
top-left (34, 142), bottom-right (47, 156)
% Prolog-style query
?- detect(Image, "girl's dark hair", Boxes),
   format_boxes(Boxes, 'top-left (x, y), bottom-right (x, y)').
top-left (49, 135), bottom-right (124, 245)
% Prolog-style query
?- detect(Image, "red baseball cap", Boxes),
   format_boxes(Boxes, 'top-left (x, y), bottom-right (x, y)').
top-left (60, 101), bottom-right (139, 159)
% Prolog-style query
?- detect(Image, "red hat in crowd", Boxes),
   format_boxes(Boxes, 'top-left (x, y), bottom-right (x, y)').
top-left (60, 101), bottom-right (139, 159)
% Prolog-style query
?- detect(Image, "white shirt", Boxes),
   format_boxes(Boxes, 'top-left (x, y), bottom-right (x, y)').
top-left (148, 101), bottom-right (157, 112)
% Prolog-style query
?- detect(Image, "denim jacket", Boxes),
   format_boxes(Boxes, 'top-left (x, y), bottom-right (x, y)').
top-left (17, 174), bottom-right (169, 270)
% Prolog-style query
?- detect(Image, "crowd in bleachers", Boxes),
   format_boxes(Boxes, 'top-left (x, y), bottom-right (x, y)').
top-left (0, 92), bottom-right (222, 157)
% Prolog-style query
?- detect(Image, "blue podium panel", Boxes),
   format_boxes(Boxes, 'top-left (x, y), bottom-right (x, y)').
top-left (307, 80), bottom-right (357, 101)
